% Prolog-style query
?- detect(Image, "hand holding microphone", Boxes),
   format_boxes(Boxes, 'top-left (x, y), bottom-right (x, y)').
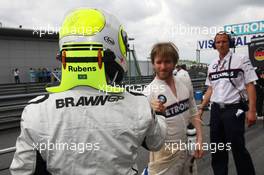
top-left (150, 95), bottom-right (166, 113)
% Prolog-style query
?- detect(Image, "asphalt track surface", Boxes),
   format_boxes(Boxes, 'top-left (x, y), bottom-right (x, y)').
top-left (0, 111), bottom-right (264, 175)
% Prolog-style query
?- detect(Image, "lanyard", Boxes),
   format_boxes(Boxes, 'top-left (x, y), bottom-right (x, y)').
top-left (216, 54), bottom-right (231, 72)
top-left (227, 54), bottom-right (246, 100)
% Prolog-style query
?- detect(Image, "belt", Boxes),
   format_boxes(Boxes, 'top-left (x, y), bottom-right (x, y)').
top-left (212, 102), bottom-right (241, 109)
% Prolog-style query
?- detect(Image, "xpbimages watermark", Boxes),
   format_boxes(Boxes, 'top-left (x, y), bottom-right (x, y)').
top-left (32, 140), bottom-right (100, 154)
top-left (162, 24), bottom-right (224, 36)
top-left (32, 24), bottom-right (100, 37)
top-left (164, 140), bottom-right (231, 154)
top-left (98, 83), bottom-right (166, 94)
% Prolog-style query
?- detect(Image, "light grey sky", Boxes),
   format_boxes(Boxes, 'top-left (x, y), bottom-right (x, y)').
top-left (0, 0), bottom-right (263, 63)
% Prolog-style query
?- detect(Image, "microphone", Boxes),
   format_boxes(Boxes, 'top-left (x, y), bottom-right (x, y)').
top-left (157, 95), bottom-right (167, 104)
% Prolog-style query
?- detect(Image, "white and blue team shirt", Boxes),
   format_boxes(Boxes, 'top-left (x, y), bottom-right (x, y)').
top-left (143, 76), bottom-right (198, 142)
top-left (205, 51), bottom-right (258, 104)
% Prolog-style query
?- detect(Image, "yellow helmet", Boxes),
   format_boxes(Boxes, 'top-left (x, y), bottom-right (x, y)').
top-left (46, 8), bottom-right (128, 93)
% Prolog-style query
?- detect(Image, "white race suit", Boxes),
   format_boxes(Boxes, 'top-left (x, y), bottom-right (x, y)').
top-left (10, 86), bottom-right (167, 175)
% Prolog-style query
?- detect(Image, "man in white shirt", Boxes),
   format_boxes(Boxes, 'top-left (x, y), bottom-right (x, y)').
top-left (199, 31), bottom-right (257, 175)
top-left (175, 64), bottom-right (192, 83)
top-left (143, 42), bottom-right (203, 175)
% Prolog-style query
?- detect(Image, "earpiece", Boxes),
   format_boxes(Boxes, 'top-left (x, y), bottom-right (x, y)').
top-left (212, 31), bottom-right (235, 49)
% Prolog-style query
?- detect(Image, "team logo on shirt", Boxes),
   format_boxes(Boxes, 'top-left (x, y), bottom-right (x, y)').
top-left (164, 98), bottom-right (189, 118)
top-left (157, 94), bottom-right (167, 104)
top-left (55, 95), bottom-right (124, 108)
top-left (209, 69), bottom-right (243, 81)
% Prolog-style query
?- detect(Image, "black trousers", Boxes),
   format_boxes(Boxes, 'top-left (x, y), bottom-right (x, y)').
top-left (210, 103), bottom-right (255, 175)
top-left (256, 85), bottom-right (264, 116)
top-left (14, 76), bottom-right (20, 84)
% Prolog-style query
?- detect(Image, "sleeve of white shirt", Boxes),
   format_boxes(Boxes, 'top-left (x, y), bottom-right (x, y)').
top-left (205, 77), bottom-right (211, 86)
top-left (186, 79), bottom-right (198, 117)
top-left (142, 84), bottom-right (154, 102)
top-left (141, 88), bottom-right (167, 151)
top-left (189, 92), bottom-right (198, 117)
top-left (205, 67), bottom-right (211, 86)
top-left (142, 103), bottom-right (167, 151)
top-left (10, 107), bottom-right (37, 174)
top-left (241, 55), bottom-right (258, 84)
top-left (178, 76), bottom-right (198, 117)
